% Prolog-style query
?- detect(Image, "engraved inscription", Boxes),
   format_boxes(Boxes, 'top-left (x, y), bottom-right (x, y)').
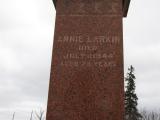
top-left (57, 35), bottom-right (120, 45)
top-left (57, 35), bottom-right (120, 68)
top-left (58, 0), bottom-right (122, 15)
top-left (60, 61), bottom-right (116, 68)
top-left (63, 53), bottom-right (114, 59)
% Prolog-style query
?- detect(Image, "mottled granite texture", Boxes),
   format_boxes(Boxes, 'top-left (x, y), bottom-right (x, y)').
top-left (46, 0), bottom-right (125, 120)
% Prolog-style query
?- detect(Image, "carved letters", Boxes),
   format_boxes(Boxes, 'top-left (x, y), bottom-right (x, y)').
top-left (57, 35), bottom-right (120, 68)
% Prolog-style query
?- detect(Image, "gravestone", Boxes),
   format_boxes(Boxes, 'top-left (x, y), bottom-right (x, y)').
top-left (46, 0), bottom-right (131, 120)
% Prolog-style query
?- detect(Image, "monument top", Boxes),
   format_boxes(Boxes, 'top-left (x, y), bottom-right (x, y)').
top-left (52, 0), bottom-right (131, 17)
top-left (123, 0), bottom-right (131, 17)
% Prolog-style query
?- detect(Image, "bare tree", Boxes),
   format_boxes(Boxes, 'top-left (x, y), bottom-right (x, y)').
top-left (35, 110), bottom-right (45, 120)
top-left (140, 110), bottom-right (160, 120)
top-left (12, 112), bottom-right (15, 120)
top-left (30, 111), bottom-right (33, 120)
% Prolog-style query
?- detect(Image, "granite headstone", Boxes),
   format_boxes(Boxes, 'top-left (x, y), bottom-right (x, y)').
top-left (46, 0), bottom-right (130, 120)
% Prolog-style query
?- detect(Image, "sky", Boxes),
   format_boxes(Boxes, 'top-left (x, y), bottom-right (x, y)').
top-left (0, 0), bottom-right (160, 119)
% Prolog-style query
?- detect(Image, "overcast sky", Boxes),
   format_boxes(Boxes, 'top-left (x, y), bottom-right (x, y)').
top-left (0, 0), bottom-right (160, 120)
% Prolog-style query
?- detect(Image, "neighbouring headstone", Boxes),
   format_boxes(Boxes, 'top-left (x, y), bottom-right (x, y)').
top-left (46, 0), bottom-right (130, 120)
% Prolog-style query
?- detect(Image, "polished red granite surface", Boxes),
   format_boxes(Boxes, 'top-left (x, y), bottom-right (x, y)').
top-left (47, 0), bottom-right (125, 120)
